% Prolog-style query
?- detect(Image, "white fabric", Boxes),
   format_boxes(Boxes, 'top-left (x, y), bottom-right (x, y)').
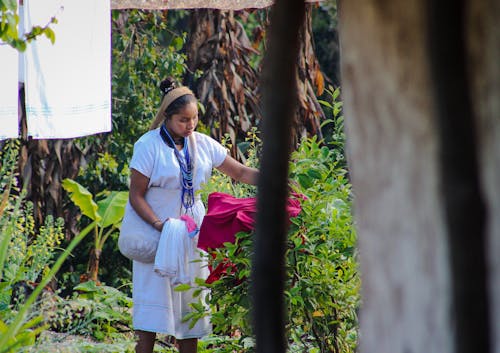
top-left (23, 0), bottom-right (111, 139)
top-left (130, 130), bottom-right (227, 338)
top-left (154, 218), bottom-right (198, 285)
top-left (0, 43), bottom-right (19, 139)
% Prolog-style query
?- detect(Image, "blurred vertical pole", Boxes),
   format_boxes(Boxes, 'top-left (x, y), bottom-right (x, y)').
top-left (251, 0), bottom-right (305, 353)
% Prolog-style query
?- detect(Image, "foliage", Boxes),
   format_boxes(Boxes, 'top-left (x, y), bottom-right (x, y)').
top-left (62, 178), bottom-right (128, 282)
top-left (0, 140), bottom-right (45, 353)
top-left (319, 85), bottom-right (346, 169)
top-left (0, 140), bottom-right (22, 277)
top-left (0, 218), bottom-right (96, 353)
top-left (0, 141), bottom-right (96, 353)
top-left (29, 334), bottom-right (135, 353)
top-left (45, 281), bottom-right (133, 342)
top-left (0, 0), bottom-right (57, 51)
top-left (197, 334), bottom-right (255, 353)
top-left (286, 136), bottom-right (358, 353)
top-left (185, 130), bottom-right (359, 353)
top-left (3, 202), bottom-right (65, 286)
top-left (200, 128), bottom-right (260, 203)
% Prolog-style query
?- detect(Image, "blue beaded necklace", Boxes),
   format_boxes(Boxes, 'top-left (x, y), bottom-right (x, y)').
top-left (160, 124), bottom-right (195, 211)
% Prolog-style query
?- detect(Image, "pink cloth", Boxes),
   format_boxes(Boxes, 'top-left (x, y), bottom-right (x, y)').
top-left (180, 215), bottom-right (198, 237)
top-left (198, 192), bottom-right (303, 251)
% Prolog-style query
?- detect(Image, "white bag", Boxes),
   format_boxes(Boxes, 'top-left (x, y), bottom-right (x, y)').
top-left (118, 200), bottom-right (162, 264)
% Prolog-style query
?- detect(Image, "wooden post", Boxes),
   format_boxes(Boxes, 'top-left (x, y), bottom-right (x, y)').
top-left (338, 0), bottom-right (499, 352)
top-left (251, 1), bottom-right (305, 353)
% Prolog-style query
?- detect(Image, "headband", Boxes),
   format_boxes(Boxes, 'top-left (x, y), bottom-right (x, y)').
top-left (163, 87), bottom-right (194, 110)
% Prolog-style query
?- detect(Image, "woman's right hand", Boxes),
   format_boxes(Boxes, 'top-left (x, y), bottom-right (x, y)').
top-left (152, 218), bottom-right (169, 232)
top-left (152, 220), bottom-right (163, 231)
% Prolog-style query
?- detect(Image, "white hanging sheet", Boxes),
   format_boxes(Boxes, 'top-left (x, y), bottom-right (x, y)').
top-left (0, 43), bottom-right (19, 139)
top-left (23, 0), bottom-right (111, 139)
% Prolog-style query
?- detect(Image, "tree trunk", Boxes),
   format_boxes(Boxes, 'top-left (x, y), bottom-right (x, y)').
top-left (185, 9), bottom-right (262, 159)
top-left (185, 6), bottom-right (326, 158)
top-left (338, 0), bottom-right (499, 352)
top-left (293, 4), bottom-right (326, 147)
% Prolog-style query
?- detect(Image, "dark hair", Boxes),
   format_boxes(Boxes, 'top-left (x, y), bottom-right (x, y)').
top-left (160, 78), bottom-right (176, 97)
top-left (160, 78), bottom-right (197, 120)
top-left (164, 95), bottom-right (197, 120)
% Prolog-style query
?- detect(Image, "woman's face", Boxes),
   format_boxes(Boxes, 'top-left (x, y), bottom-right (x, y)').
top-left (165, 102), bottom-right (198, 139)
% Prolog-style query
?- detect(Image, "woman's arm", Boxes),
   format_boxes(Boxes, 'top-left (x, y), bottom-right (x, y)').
top-left (216, 155), bottom-right (259, 185)
top-left (129, 169), bottom-right (166, 231)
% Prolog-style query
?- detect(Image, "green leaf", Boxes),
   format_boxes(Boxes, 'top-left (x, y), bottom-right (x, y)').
top-left (96, 191), bottom-right (128, 228)
top-left (297, 173), bottom-right (313, 189)
top-left (11, 39), bottom-right (26, 52)
top-left (320, 118), bottom-right (334, 128)
top-left (190, 301), bottom-right (204, 312)
top-left (321, 146), bottom-right (330, 158)
top-left (172, 36), bottom-right (183, 51)
top-left (44, 27), bottom-right (55, 44)
top-left (318, 99), bottom-right (332, 109)
top-left (62, 179), bottom-right (101, 222)
top-left (194, 277), bottom-right (208, 286)
top-left (333, 87), bottom-right (340, 100)
top-left (174, 283), bottom-right (191, 292)
top-left (306, 169), bottom-right (323, 180)
top-left (74, 280), bottom-right (100, 293)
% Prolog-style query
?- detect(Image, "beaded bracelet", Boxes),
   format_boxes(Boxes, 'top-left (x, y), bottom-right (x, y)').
top-left (152, 220), bottom-right (162, 227)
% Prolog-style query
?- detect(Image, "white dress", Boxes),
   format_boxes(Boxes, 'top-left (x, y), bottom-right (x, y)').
top-left (126, 129), bottom-right (227, 338)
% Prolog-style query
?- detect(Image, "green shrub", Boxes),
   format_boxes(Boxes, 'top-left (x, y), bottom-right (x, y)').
top-left (0, 141), bottom-right (101, 352)
top-left (286, 137), bottom-right (358, 353)
top-left (186, 132), bottom-right (359, 353)
top-left (46, 280), bottom-right (133, 342)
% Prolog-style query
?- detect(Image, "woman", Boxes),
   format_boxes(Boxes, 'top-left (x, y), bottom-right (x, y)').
top-left (126, 79), bottom-right (258, 353)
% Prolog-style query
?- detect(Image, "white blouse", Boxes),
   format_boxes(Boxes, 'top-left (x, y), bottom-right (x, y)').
top-left (130, 130), bottom-right (228, 191)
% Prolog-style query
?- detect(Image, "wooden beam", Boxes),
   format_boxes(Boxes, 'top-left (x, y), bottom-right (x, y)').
top-left (111, 0), bottom-right (321, 10)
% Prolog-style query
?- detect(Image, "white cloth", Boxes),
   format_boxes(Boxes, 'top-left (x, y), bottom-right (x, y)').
top-left (129, 131), bottom-right (228, 338)
top-left (154, 218), bottom-right (198, 285)
top-left (0, 43), bottom-right (19, 139)
top-left (23, 0), bottom-right (111, 139)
